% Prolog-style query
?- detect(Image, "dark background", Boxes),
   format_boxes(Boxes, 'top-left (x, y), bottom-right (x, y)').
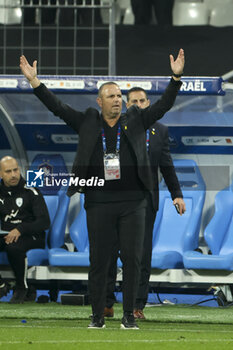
top-left (1, 24), bottom-right (233, 77)
top-left (116, 25), bottom-right (233, 77)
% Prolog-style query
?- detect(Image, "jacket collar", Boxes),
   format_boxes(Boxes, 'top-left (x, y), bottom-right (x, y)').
top-left (0, 176), bottom-right (25, 196)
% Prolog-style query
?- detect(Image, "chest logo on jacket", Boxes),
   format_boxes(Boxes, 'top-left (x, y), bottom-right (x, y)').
top-left (0, 198), bottom-right (4, 205)
top-left (4, 209), bottom-right (19, 222)
top-left (16, 198), bottom-right (23, 207)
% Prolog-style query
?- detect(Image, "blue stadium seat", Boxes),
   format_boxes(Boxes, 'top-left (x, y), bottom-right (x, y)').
top-left (151, 159), bottom-right (206, 269)
top-left (0, 252), bottom-right (8, 265)
top-left (49, 193), bottom-right (90, 267)
top-left (26, 189), bottom-right (70, 266)
top-left (183, 183), bottom-right (233, 270)
top-left (27, 154), bottom-right (70, 266)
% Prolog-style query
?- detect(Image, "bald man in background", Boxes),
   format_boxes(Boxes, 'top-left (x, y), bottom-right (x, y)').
top-left (0, 156), bottom-right (50, 303)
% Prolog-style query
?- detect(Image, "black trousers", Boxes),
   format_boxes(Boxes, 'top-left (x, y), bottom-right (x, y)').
top-left (86, 199), bottom-right (146, 317)
top-left (130, 0), bottom-right (152, 24)
top-left (152, 0), bottom-right (174, 26)
top-left (23, 0), bottom-right (57, 25)
top-left (135, 201), bottom-right (156, 309)
top-left (131, 0), bottom-right (174, 25)
top-left (0, 235), bottom-right (44, 288)
top-left (105, 239), bottom-right (119, 309)
top-left (58, 0), bottom-right (102, 26)
top-left (106, 197), bottom-right (156, 310)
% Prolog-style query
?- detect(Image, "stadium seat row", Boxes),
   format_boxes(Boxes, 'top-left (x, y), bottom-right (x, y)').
top-left (1, 155), bottom-right (233, 272)
top-left (173, 1), bottom-right (233, 27)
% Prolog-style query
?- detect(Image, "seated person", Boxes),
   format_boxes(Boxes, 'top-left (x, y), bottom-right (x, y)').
top-left (0, 156), bottom-right (50, 303)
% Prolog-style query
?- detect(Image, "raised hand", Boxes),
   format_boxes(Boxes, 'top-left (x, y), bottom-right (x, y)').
top-left (170, 48), bottom-right (185, 75)
top-left (20, 55), bottom-right (40, 88)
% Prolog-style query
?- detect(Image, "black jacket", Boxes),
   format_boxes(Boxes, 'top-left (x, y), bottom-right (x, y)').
top-left (34, 78), bottom-right (182, 199)
top-left (0, 177), bottom-right (50, 239)
top-left (149, 121), bottom-right (183, 212)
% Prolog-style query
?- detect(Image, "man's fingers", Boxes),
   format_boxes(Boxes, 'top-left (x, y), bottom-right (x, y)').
top-left (180, 205), bottom-right (186, 214)
top-left (20, 55), bottom-right (26, 65)
top-left (178, 48), bottom-right (184, 55)
top-left (178, 48), bottom-right (184, 57)
top-left (4, 234), bottom-right (18, 244)
top-left (20, 55), bottom-right (31, 69)
top-left (170, 54), bottom-right (174, 64)
top-left (178, 49), bottom-right (185, 65)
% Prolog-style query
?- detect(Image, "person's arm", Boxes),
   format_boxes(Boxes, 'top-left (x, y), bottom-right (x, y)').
top-left (159, 126), bottom-right (186, 215)
top-left (19, 55), bottom-right (85, 132)
top-left (16, 189), bottom-right (50, 236)
top-left (140, 49), bottom-right (184, 129)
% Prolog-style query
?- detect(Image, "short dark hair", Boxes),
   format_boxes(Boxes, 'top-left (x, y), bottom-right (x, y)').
top-left (98, 81), bottom-right (119, 97)
top-left (126, 87), bottom-right (148, 102)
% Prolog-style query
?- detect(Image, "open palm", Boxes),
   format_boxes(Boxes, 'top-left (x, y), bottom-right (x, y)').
top-left (20, 55), bottom-right (37, 82)
top-left (170, 48), bottom-right (185, 75)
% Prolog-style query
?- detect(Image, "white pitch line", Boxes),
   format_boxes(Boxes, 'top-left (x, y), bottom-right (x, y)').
top-left (1, 339), bottom-right (233, 345)
top-left (0, 325), bottom-right (233, 334)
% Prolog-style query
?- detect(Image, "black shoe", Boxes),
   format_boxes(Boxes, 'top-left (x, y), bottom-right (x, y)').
top-left (88, 315), bottom-right (106, 329)
top-left (0, 281), bottom-right (10, 299)
top-left (121, 313), bottom-right (139, 329)
top-left (9, 288), bottom-right (28, 304)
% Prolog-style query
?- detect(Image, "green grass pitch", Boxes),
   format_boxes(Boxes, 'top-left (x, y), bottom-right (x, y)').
top-left (1, 302), bottom-right (233, 349)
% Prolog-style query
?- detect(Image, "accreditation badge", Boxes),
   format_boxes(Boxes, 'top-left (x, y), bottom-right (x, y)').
top-left (103, 153), bottom-right (121, 180)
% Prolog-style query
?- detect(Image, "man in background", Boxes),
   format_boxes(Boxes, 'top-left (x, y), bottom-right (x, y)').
top-left (0, 156), bottom-right (50, 303)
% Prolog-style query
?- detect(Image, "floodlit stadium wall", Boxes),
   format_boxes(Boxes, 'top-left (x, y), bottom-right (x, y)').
top-left (0, 75), bottom-right (233, 284)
